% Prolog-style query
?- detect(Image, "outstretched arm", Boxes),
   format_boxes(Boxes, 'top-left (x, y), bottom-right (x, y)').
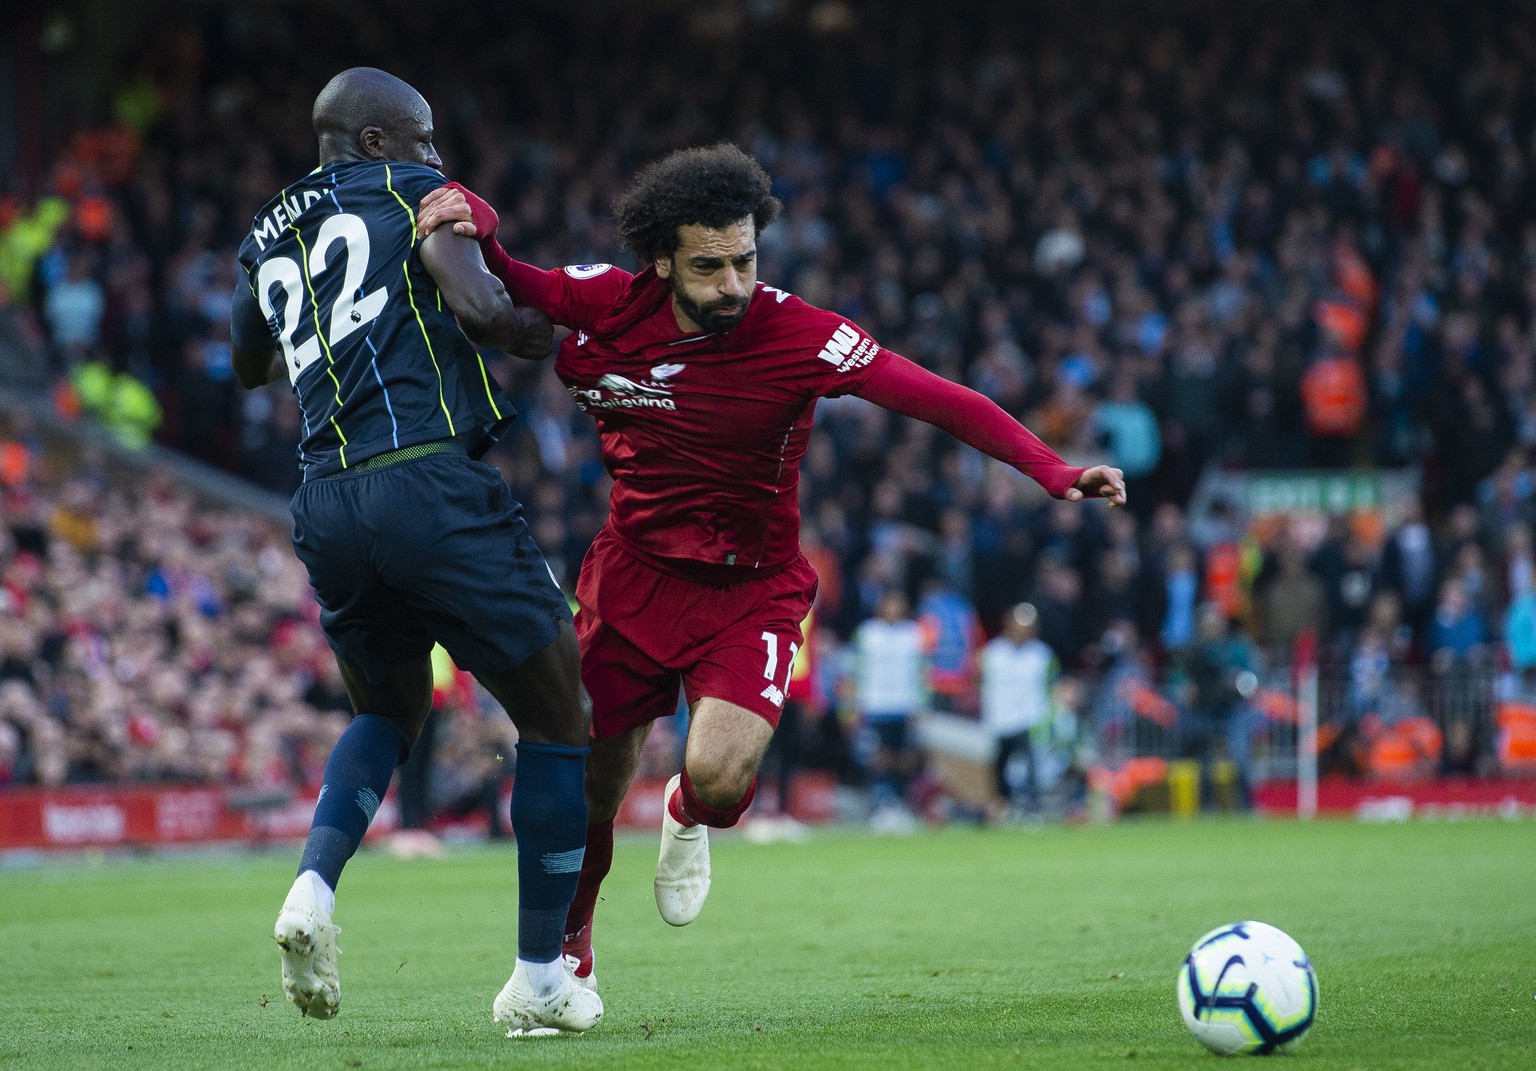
top-left (853, 354), bottom-right (1126, 506)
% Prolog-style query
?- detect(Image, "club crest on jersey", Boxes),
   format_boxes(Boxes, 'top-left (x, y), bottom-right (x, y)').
top-left (816, 322), bottom-right (879, 372)
top-left (564, 263), bottom-right (613, 279)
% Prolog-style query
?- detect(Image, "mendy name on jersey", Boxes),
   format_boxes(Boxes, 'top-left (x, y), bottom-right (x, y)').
top-left (232, 159), bottom-right (513, 479)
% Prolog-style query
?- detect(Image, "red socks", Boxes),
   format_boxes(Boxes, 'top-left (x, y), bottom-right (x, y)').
top-left (669, 768), bottom-right (758, 829)
top-left (561, 817), bottom-right (614, 975)
top-left (563, 774), bottom-right (758, 974)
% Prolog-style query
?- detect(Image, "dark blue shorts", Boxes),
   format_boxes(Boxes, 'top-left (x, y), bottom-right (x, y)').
top-left (290, 451), bottom-right (571, 683)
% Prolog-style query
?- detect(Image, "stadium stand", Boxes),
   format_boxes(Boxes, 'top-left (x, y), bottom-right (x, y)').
top-left (6, 0), bottom-right (1536, 826)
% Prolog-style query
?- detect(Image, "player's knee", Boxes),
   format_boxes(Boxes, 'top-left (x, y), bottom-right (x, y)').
top-left (686, 758), bottom-right (756, 810)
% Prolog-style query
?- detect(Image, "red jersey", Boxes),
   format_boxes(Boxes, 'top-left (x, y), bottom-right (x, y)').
top-left (508, 261), bottom-right (890, 583)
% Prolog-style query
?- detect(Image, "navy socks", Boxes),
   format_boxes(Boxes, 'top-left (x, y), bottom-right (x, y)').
top-left (511, 741), bottom-right (590, 963)
top-left (294, 720), bottom-right (586, 968)
top-left (298, 713), bottom-right (412, 891)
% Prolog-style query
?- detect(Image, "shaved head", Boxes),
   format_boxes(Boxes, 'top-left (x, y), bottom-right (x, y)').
top-left (311, 68), bottom-right (440, 169)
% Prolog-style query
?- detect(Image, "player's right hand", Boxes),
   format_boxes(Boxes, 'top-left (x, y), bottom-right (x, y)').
top-left (417, 182), bottom-right (498, 241)
top-left (512, 307), bottom-right (555, 361)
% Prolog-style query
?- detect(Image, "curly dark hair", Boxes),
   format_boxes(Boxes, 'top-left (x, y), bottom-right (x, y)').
top-left (614, 143), bottom-right (782, 262)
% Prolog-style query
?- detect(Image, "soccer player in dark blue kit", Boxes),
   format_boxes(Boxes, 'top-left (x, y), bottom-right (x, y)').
top-left (230, 67), bottom-right (601, 1037)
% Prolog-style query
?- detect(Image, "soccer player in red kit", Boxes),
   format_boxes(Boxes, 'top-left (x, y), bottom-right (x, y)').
top-left (417, 144), bottom-right (1124, 998)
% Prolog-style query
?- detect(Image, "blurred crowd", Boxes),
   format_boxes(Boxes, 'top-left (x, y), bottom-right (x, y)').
top-left (0, 417), bottom-right (531, 801)
top-left (0, 416), bottom-right (346, 787)
top-left (7, 1), bottom-right (1536, 799)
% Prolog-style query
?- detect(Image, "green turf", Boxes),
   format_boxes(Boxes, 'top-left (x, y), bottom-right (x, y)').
top-left (1, 818), bottom-right (1531, 1070)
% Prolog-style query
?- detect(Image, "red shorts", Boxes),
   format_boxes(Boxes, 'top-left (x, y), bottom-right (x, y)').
top-left (574, 529), bottom-right (818, 741)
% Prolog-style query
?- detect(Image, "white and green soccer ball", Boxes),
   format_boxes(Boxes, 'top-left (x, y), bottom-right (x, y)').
top-left (1176, 921), bottom-right (1318, 1056)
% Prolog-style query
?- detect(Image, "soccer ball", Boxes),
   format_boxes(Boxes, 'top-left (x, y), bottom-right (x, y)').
top-left (1175, 921), bottom-right (1318, 1055)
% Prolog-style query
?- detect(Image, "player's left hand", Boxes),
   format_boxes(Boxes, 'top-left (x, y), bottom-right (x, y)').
top-left (417, 183), bottom-right (495, 240)
top-left (1066, 465), bottom-right (1127, 508)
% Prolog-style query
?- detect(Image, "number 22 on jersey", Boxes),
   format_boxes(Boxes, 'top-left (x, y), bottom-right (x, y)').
top-left (256, 212), bottom-right (387, 383)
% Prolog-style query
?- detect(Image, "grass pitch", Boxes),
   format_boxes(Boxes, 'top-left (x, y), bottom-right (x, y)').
top-left (1, 818), bottom-right (1531, 1070)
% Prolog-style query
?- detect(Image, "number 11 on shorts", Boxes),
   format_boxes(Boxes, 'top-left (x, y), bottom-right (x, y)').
top-left (760, 631), bottom-right (798, 709)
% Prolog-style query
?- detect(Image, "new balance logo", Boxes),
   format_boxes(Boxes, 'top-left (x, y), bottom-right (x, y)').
top-left (816, 323), bottom-right (861, 365)
top-left (760, 683), bottom-right (785, 708)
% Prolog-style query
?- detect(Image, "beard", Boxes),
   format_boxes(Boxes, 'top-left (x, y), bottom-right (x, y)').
top-left (670, 277), bottom-right (750, 334)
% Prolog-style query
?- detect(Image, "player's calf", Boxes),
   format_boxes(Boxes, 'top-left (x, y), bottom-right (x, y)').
top-left (561, 817), bottom-right (614, 991)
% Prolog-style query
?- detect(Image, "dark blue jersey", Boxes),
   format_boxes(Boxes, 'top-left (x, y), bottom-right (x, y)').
top-left (232, 159), bottom-right (513, 478)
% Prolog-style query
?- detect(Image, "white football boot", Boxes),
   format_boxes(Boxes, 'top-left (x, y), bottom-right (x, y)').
top-left (654, 773), bottom-right (711, 926)
top-left (274, 872), bottom-right (341, 1019)
top-left (493, 960), bottom-right (604, 1037)
top-left (564, 952), bottom-right (599, 993)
